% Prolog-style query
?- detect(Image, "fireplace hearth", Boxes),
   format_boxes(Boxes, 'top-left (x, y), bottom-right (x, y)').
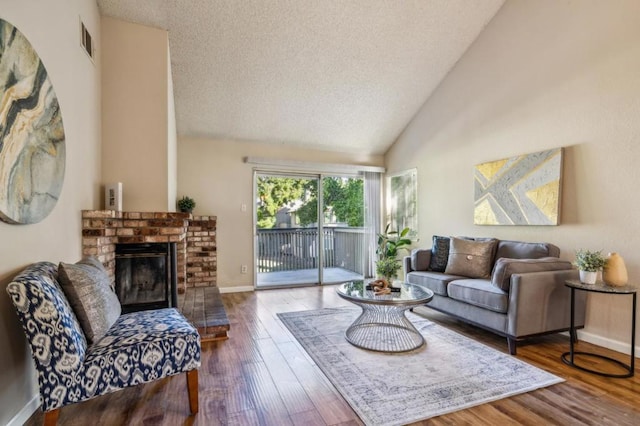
top-left (115, 242), bottom-right (177, 313)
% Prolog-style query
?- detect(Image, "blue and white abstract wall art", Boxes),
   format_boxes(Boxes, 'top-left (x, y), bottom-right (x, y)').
top-left (0, 18), bottom-right (66, 224)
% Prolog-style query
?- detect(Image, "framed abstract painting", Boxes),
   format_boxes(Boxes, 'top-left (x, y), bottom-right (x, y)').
top-left (474, 148), bottom-right (563, 226)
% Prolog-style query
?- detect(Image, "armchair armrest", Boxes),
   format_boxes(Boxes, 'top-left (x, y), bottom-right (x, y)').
top-left (507, 269), bottom-right (585, 337)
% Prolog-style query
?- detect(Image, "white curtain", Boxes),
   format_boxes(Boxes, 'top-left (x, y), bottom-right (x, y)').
top-left (363, 171), bottom-right (382, 278)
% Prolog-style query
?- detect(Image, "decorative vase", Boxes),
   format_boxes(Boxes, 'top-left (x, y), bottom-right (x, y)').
top-left (579, 270), bottom-right (597, 285)
top-left (603, 252), bottom-right (628, 286)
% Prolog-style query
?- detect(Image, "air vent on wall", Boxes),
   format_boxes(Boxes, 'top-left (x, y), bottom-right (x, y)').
top-left (80, 19), bottom-right (94, 62)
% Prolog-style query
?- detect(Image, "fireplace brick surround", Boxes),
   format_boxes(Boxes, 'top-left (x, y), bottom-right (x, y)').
top-left (81, 210), bottom-right (217, 292)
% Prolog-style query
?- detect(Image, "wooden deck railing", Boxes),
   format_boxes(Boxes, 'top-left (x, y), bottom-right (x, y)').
top-left (257, 227), bottom-right (365, 274)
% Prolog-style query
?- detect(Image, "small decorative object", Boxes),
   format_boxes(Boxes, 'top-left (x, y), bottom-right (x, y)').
top-left (369, 278), bottom-right (391, 295)
top-left (104, 182), bottom-right (123, 211)
top-left (573, 249), bottom-right (606, 285)
top-left (376, 224), bottom-right (412, 281)
top-left (0, 19), bottom-right (66, 224)
top-left (603, 252), bottom-right (628, 286)
top-left (177, 196), bottom-right (196, 213)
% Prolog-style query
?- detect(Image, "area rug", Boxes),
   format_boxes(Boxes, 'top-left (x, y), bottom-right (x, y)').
top-left (277, 307), bottom-right (563, 426)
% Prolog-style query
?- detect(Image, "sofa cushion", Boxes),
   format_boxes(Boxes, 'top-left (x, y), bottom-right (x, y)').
top-left (447, 279), bottom-right (509, 313)
top-left (72, 308), bottom-right (201, 406)
top-left (495, 240), bottom-right (557, 260)
top-left (59, 257), bottom-right (122, 344)
top-left (491, 257), bottom-right (573, 291)
top-left (428, 235), bottom-right (450, 272)
top-left (445, 237), bottom-right (498, 279)
top-left (406, 271), bottom-right (467, 296)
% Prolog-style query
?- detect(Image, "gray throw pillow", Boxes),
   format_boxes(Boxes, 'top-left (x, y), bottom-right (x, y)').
top-left (445, 237), bottom-right (498, 279)
top-left (428, 235), bottom-right (450, 272)
top-left (491, 257), bottom-right (573, 291)
top-left (58, 257), bottom-right (121, 344)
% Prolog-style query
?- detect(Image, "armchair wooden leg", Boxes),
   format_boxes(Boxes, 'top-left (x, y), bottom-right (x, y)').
top-left (186, 369), bottom-right (199, 414)
top-left (507, 337), bottom-right (517, 355)
top-left (43, 409), bottom-right (59, 426)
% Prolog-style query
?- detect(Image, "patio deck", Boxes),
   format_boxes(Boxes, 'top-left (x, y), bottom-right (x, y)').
top-left (257, 267), bottom-right (363, 287)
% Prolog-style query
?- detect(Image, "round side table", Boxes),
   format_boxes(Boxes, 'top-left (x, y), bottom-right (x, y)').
top-left (561, 279), bottom-right (636, 378)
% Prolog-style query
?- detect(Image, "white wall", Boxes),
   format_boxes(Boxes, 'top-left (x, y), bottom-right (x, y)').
top-left (178, 137), bottom-right (384, 291)
top-left (167, 47), bottom-right (178, 211)
top-left (0, 1), bottom-right (102, 424)
top-left (101, 17), bottom-right (172, 212)
top-left (386, 0), bottom-right (640, 355)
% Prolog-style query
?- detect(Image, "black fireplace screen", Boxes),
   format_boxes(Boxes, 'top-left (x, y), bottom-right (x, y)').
top-left (115, 242), bottom-right (177, 313)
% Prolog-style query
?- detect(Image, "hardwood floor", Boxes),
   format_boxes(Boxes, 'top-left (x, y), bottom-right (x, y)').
top-left (26, 285), bottom-right (639, 425)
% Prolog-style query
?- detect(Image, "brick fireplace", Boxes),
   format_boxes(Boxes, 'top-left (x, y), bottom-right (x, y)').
top-left (81, 210), bottom-right (217, 292)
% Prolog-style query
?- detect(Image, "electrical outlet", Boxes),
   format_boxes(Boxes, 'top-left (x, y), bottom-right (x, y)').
top-left (241, 265), bottom-right (248, 274)
top-left (241, 203), bottom-right (247, 212)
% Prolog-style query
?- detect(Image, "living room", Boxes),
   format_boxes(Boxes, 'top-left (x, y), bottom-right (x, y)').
top-left (1, 0), bottom-right (639, 425)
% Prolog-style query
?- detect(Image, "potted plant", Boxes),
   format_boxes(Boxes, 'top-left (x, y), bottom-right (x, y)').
top-left (375, 224), bottom-right (412, 283)
top-left (177, 196), bottom-right (196, 213)
top-left (573, 249), bottom-right (606, 284)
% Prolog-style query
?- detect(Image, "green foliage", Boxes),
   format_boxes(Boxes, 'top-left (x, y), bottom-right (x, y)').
top-left (257, 176), bottom-right (363, 228)
top-left (375, 224), bottom-right (412, 279)
top-left (376, 224), bottom-right (412, 260)
top-left (256, 177), bottom-right (308, 228)
top-left (375, 257), bottom-right (402, 280)
top-left (177, 196), bottom-right (196, 212)
top-left (332, 178), bottom-right (364, 226)
top-left (573, 249), bottom-right (607, 272)
top-left (296, 177), bottom-right (363, 227)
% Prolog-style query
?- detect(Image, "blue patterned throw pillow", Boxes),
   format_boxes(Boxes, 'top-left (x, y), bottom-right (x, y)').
top-left (428, 235), bottom-right (450, 272)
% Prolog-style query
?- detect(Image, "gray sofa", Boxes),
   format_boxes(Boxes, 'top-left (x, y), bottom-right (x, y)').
top-left (403, 236), bottom-right (586, 354)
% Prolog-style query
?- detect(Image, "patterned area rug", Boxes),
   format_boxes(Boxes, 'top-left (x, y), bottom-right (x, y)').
top-left (277, 307), bottom-right (563, 426)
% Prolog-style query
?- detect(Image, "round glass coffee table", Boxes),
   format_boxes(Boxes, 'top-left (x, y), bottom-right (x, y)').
top-left (336, 280), bottom-right (434, 353)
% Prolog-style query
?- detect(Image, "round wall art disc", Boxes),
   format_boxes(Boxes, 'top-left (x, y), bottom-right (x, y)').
top-left (0, 19), bottom-right (66, 224)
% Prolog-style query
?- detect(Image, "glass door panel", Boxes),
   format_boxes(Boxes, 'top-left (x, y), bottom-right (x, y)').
top-left (255, 173), bottom-right (319, 287)
top-left (320, 175), bottom-right (365, 284)
top-left (254, 172), bottom-right (366, 288)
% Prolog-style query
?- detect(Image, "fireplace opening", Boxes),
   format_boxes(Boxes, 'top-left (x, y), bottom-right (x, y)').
top-left (115, 242), bottom-right (177, 313)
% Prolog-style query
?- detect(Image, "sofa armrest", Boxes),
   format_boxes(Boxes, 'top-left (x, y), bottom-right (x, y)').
top-left (410, 248), bottom-right (432, 271)
top-left (507, 269), bottom-right (585, 338)
top-left (492, 257), bottom-right (572, 291)
top-left (403, 255), bottom-right (413, 277)
top-left (404, 248), bottom-right (432, 279)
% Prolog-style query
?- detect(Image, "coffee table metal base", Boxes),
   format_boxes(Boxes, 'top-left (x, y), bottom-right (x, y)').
top-left (345, 302), bottom-right (424, 353)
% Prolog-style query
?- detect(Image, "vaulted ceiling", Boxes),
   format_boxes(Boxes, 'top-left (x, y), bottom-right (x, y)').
top-left (97, 0), bottom-right (505, 155)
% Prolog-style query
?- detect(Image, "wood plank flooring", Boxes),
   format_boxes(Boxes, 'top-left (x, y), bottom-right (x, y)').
top-left (26, 285), bottom-right (639, 425)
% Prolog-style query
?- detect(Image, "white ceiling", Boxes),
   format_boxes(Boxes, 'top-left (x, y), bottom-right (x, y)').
top-left (97, 0), bottom-right (505, 155)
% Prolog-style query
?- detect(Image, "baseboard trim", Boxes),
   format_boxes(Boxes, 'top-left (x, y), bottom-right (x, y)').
top-left (7, 395), bottom-right (39, 426)
top-left (577, 330), bottom-right (639, 358)
top-left (219, 285), bottom-right (254, 294)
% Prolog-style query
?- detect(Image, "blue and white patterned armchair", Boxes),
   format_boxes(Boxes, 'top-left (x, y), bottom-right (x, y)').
top-left (6, 262), bottom-right (201, 425)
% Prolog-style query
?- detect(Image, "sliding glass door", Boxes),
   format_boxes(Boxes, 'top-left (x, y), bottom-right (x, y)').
top-left (254, 172), bottom-right (365, 288)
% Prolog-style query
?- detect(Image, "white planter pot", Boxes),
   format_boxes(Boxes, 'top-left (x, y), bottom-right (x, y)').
top-left (579, 270), bottom-right (597, 285)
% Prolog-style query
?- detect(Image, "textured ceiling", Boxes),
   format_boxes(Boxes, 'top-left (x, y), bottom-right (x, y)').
top-left (97, 0), bottom-right (504, 155)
